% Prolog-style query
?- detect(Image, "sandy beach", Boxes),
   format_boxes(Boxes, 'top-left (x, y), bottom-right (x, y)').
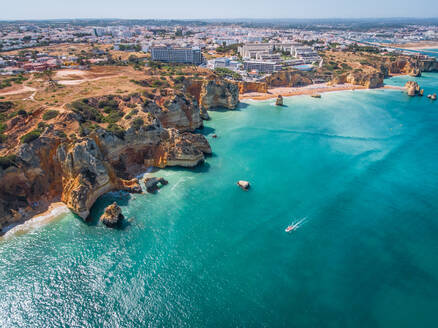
top-left (388, 41), bottom-right (438, 50)
top-left (239, 83), bottom-right (406, 101)
top-left (0, 202), bottom-right (70, 239)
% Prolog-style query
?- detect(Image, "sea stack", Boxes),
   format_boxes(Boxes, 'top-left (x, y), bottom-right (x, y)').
top-left (237, 180), bottom-right (250, 191)
top-left (432, 93), bottom-right (437, 100)
top-left (100, 202), bottom-right (124, 227)
top-left (311, 94), bottom-right (322, 98)
top-left (144, 177), bottom-right (169, 193)
top-left (405, 81), bottom-right (421, 96)
top-left (275, 95), bottom-right (284, 106)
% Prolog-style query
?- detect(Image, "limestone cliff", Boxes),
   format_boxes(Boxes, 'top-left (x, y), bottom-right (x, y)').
top-left (153, 94), bottom-right (202, 131)
top-left (185, 79), bottom-right (239, 111)
top-left (262, 71), bottom-right (313, 88)
top-left (237, 81), bottom-right (268, 94)
top-left (0, 96), bottom-right (213, 230)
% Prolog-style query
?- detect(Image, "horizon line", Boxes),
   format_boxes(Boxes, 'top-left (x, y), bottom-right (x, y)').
top-left (1, 17), bottom-right (438, 22)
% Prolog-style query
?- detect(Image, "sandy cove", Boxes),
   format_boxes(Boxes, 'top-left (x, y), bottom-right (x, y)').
top-left (0, 202), bottom-right (70, 239)
top-left (239, 83), bottom-right (404, 101)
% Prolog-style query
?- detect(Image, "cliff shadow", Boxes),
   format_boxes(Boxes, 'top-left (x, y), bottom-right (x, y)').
top-left (237, 102), bottom-right (250, 109)
top-left (85, 192), bottom-right (132, 227)
top-left (198, 126), bottom-right (216, 136)
top-left (165, 161), bottom-right (211, 174)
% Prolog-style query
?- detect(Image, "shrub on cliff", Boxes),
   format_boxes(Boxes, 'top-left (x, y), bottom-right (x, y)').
top-left (0, 154), bottom-right (17, 169)
top-left (106, 123), bottom-right (126, 139)
top-left (132, 117), bottom-right (144, 130)
top-left (42, 110), bottom-right (59, 121)
top-left (20, 129), bottom-right (42, 144)
top-left (70, 100), bottom-right (104, 123)
top-left (0, 101), bottom-right (14, 112)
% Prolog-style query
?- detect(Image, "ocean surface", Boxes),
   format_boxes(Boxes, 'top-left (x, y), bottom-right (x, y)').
top-left (1, 74), bottom-right (438, 327)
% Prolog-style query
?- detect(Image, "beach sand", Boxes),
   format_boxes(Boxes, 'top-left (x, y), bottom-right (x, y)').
top-left (0, 202), bottom-right (70, 240)
top-left (239, 83), bottom-right (403, 101)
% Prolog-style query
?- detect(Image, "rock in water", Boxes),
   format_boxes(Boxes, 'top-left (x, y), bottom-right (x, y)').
top-left (432, 93), bottom-right (437, 101)
top-left (419, 89), bottom-right (424, 96)
top-left (405, 81), bottom-right (421, 96)
top-left (144, 177), bottom-right (169, 193)
top-left (237, 180), bottom-right (250, 191)
top-left (100, 202), bottom-right (124, 227)
top-left (311, 94), bottom-right (322, 98)
top-left (275, 95), bottom-right (284, 106)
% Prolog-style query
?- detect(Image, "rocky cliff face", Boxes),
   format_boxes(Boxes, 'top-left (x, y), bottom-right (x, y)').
top-left (263, 71), bottom-right (313, 88)
top-left (0, 81), bottom-right (222, 230)
top-left (237, 81), bottom-right (268, 94)
top-left (346, 72), bottom-right (385, 88)
top-left (185, 79), bottom-right (239, 112)
top-left (198, 79), bottom-right (239, 110)
top-left (152, 94), bottom-right (202, 131)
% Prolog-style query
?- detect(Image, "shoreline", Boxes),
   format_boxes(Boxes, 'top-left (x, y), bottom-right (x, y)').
top-left (0, 202), bottom-right (70, 240)
top-left (0, 82), bottom-right (408, 239)
top-left (239, 83), bottom-right (403, 101)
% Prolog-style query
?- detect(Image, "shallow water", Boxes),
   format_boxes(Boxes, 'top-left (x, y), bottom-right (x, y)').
top-left (1, 74), bottom-right (438, 327)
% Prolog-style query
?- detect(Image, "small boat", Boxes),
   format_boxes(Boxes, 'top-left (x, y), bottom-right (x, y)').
top-left (285, 224), bottom-right (297, 232)
top-left (285, 217), bottom-right (307, 233)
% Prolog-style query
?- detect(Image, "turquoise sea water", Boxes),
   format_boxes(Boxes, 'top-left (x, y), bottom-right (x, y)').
top-left (1, 74), bottom-right (438, 327)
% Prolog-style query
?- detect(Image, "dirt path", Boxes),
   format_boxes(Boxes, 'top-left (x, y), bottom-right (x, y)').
top-left (0, 85), bottom-right (37, 96)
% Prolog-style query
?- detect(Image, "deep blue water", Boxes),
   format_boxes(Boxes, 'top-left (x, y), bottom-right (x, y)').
top-left (1, 74), bottom-right (438, 327)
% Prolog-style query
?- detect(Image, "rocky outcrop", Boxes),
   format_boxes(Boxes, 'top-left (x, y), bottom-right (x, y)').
top-left (184, 78), bottom-right (239, 112)
top-left (198, 79), bottom-right (239, 110)
top-left (276, 95), bottom-right (284, 106)
top-left (418, 59), bottom-right (438, 72)
top-left (100, 202), bottom-right (124, 227)
top-left (346, 72), bottom-right (384, 88)
top-left (144, 177), bottom-right (168, 193)
top-left (237, 81), bottom-right (268, 94)
top-left (155, 94), bottom-right (202, 131)
top-left (0, 115), bottom-right (212, 230)
top-left (405, 81), bottom-right (421, 96)
top-left (263, 71), bottom-right (312, 88)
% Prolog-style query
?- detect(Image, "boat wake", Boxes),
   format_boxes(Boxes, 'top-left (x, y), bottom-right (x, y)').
top-left (285, 217), bottom-right (308, 233)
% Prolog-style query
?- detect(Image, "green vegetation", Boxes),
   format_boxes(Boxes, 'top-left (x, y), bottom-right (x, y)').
top-left (0, 74), bottom-right (28, 89)
top-left (21, 129), bottom-right (42, 144)
top-left (118, 44), bottom-right (141, 52)
top-left (70, 100), bottom-right (104, 122)
top-left (214, 67), bottom-right (242, 81)
top-left (106, 123), bottom-right (126, 139)
top-left (132, 117), bottom-right (144, 130)
top-left (0, 101), bottom-right (14, 112)
top-left (0, 155), bottom-right (17, 169)
top-left (42, 110), bottom-right (59, 121)
top-left (216, 43), bottom-right (240, 55)
top-left (347, 44), bottom-right (380, 54)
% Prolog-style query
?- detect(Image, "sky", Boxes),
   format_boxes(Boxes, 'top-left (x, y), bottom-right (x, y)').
top-left (0, 0), bottom-right (437, 20)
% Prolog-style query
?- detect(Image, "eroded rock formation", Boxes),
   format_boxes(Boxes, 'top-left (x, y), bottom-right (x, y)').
top-left (0, 78), bottom-right (231, 230)
top-left (100, 202), bottom-right (124, 227)
top-left (405, 81), bottom-right (421, 96)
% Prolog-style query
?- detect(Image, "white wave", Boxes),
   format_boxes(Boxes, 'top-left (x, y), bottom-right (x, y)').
top-left (1, 203), bottom-right (70, 239)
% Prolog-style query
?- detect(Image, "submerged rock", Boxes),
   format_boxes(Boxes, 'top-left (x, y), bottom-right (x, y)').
top-left (100, 202), bottom-right (124, 227)
top-left (275, 95), bottom-right (284, 106)
top-left (311, 94), bottom-right (322, 98)
top-left (237, 180), bottom-right (250, 191)
top-left (144, 177), bottom-right (169, 193)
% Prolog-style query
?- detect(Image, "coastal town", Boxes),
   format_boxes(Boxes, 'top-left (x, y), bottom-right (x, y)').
top-left (1, 20), bottom-right (438, 77)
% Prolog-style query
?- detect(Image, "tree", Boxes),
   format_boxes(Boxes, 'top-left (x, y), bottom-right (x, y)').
top-left (43, 69), bottom-right (58, 88)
